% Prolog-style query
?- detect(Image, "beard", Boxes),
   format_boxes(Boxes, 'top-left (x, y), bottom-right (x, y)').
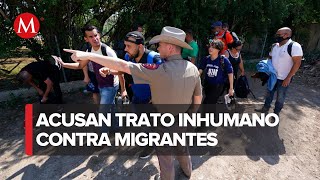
top-left (128, 47), bottom-right (140, 59)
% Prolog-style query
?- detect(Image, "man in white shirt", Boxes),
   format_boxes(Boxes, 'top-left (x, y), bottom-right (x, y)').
top-left (255, 27), bottom-right (303, 116)
top-left (53, 25), bottom-right (126, 133)
top-left (53, 25), bottom-right (126, 105)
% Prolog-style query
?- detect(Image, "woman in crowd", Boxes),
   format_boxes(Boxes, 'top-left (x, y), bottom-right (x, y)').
top-left (224, 40), bottom-right (245, 81)
top-left (199, 39), bottom-right (234, 104)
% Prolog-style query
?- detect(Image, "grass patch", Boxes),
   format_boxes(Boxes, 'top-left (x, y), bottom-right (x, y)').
top-left (0, 58), bottom-right (36, 91)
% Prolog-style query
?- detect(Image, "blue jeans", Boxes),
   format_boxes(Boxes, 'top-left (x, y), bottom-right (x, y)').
top-left (99, 85), bottom-right (119, 132)
top-left (264, 79), bottom-right (289, 114)
top-left (99, 85), bottom-right (119, 105)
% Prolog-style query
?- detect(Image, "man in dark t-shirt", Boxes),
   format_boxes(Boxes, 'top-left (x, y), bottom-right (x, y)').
top-left (17, 61), bottom-right (62, 103)
top-left (123, 44), bottom-right (162, 103)
top-left (100, 31), bottom-right (162, 159)
top-left (103, 31), bottom-right (163, 104)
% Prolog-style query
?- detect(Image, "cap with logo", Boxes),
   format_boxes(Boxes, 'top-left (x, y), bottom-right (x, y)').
top-left (125, 31), bottom-right (145, 45)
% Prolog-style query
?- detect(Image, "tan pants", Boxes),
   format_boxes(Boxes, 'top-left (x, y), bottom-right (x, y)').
top-left (157, 151), bottom-right (192, 180)
top-left (154, 123), bottom-right (192, 180)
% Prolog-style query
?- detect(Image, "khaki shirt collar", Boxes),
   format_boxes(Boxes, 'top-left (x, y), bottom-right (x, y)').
top-left (167, 54), bottom-right (183, 61)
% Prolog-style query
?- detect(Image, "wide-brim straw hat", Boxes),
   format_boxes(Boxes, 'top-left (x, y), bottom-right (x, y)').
top-left (149, 26), bottom-right (193, 50)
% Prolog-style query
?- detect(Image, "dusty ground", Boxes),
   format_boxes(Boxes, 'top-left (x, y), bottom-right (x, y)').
top-left (0, 73), bottom-right (319, 180)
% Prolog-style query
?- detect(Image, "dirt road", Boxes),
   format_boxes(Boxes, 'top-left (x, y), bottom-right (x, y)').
top-left (0, 77), bottom-right (319, 180)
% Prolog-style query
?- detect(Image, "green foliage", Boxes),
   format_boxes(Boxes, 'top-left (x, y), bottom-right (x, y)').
top-left (0, 0), bottom-right (319, 76)
top-left (0, 19), bottom-right (23, 58)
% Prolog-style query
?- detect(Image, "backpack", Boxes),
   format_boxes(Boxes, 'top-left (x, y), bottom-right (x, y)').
top-left (235, 75), bottom-right (256, 98)
top-left (204, 55), bottom-right (226, 72)
top-left (223, 31), bottom-right (239, 43)
top-left (273, 41), bottom-right (295, 57)
top-left (271, 41), bottom-right (304, 60)
top-left (287, 41), bottom-right (305, 61)
top-left (287, 41), bottom-right (294, 57)
top-left (124, 50), bottom-right (159, 64)
top-left (123, 50), bottom-right (161, 100)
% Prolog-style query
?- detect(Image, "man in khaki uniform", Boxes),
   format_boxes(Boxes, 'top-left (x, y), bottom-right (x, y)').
top-left (64, 26), bottom-right (202, 180)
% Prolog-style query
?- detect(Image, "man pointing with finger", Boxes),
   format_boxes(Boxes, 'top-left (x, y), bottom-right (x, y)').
top-left (64, 26), bottom-right (202, 180)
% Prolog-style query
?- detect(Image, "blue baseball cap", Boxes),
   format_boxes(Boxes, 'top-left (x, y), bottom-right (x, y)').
top-left (211, 21), bottom-right (222, 28)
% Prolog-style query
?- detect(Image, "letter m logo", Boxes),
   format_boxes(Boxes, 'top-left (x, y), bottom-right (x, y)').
top-left (14, 13), bottom-right (40, 39)
top-left (18, 17), bottom-right (36, 33)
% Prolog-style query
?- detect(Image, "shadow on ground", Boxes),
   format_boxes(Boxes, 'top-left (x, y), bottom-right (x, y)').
top-left (1, 75), bottom-right (319, 179)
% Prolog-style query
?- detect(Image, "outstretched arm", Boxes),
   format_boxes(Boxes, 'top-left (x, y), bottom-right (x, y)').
top-left (52, 55), bottom-right (89, 69)
top-left (63, 49), bottom-right (131, 74)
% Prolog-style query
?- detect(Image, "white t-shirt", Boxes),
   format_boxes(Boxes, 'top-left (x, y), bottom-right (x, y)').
top-left (270, 39), bottom-right (303, 80)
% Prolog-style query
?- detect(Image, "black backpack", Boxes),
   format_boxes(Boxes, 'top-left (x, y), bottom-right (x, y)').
top-left (270, 41), bottom-right (304, 60)
top-left (235, 75), bottom-right (256, 98)
top-left (223, 31), bottom-right (239, 45)
top-left (273, 41), bottom-right (295, 57)
top-left (287, 41), bottom-right (305, 60)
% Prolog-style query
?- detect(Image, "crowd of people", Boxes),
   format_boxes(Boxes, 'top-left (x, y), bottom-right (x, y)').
top-left (16, 22), bottom-right (303, 180)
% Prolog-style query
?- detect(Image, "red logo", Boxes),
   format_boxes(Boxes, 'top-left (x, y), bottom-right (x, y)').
top-left (13, 13), bottom-right (40, 39)
top-left (142, 63), bottom-right (160, 70)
